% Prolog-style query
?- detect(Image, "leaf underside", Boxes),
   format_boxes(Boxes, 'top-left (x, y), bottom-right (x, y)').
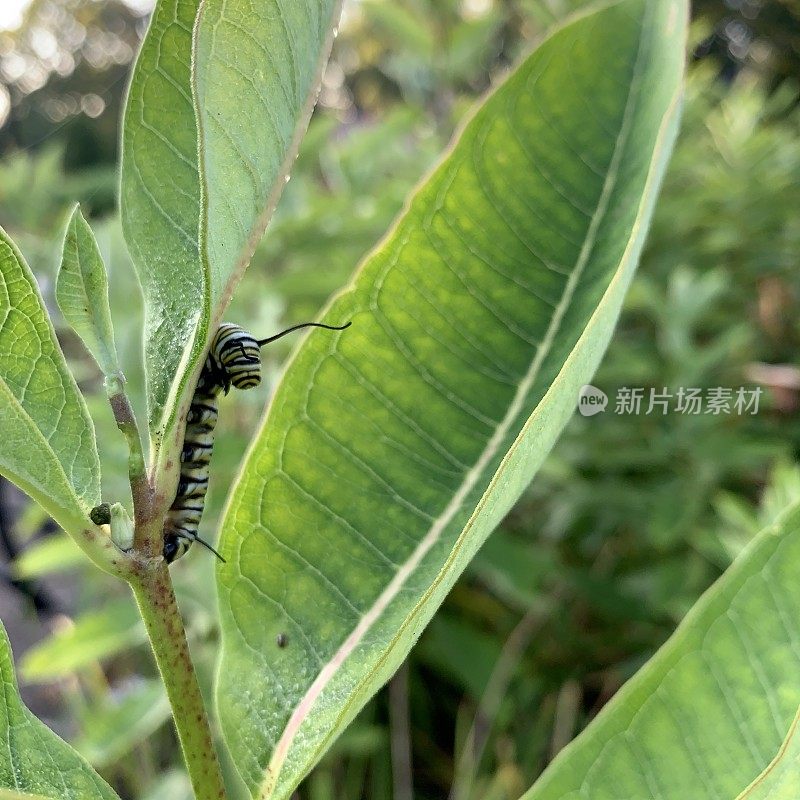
top-left (120, 0), bottom-right (202, 445)
top-left (216, 0), bottom-right (687, 797)
top-left (120, 0), bottom-right (341, 465)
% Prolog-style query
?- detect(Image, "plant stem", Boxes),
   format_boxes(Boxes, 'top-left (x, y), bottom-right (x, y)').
top-left (130, 561), bottom-right (228, 800)
top-left (104, 372), bottom-right (224, 796)
top-left (104, 366), bottom-right (223, 797)
top-left (106, 373), bottom-right (152, 528)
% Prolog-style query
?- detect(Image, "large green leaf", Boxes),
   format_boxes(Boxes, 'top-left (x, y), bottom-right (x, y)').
top-left (216, 0), bottom-right (687, 796)
top-left (193, 0), bottom-right (343, 317)
top-left (0, 622), bottom-right (120, 800)
top-left (0, 226), bottom-right (100, 531)
top-left (120, 0), bottom-right (342, 469)
top-left (521, 501), bottom-right (800, 800)
top-left (120, 0), bottom-right (200, 442)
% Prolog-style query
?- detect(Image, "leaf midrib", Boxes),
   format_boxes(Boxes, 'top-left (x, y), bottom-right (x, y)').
top-left (259, 4), bottom-right (651, 793)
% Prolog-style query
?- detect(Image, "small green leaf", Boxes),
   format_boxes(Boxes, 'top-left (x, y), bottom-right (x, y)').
top-left (0, 622), bottom-right (120, 800)
top-left (521, 502), bottom-right (800, 800)
top-left (0, 226), bottom-right (100, 532)
top-left (56, 205), bottom-right (120, 383)
top-left (216, 0), bottom-right (687, 796)
top-left (19, 600), bottom-right (146, 682)
top-left (121, 0), bottom-right (343, 475)
top-left (12, 534), bottom-right (84, 580)
top-left (74, 680), bottom-right (170, 768)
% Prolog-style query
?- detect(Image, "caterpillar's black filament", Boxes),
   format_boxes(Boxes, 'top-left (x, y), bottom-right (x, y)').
top-left (163, 320), bottom-right (351, 564)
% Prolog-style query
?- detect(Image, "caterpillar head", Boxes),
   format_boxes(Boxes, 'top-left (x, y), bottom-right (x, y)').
top-left (163, 532), bottom-right (186, 564)
top-left (163, 530), bottom-right (225, 563)
top-left (211, 323), bottom-right (262, 394)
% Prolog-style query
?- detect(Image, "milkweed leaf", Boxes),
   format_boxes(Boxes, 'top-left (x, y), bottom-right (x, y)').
top-left (521, 502), bottom-right (800, 800)
top-left (0, 226), bottom-right (100, 534)
top-left (56, 205), bottom-right (120, 383)
top-left (120, 0), bottom-right (343, 484)
top-left (215, 0), bottom-right (688, 796)
top-left (0, 622), bottom-right (120, 800)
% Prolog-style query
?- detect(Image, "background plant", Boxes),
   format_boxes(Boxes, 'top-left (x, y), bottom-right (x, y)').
top-left (0, 1), bottom-right (797, 799)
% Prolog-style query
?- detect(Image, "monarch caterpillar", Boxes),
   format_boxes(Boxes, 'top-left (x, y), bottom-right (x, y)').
top-left (162, 320), bottom-right (351, 564)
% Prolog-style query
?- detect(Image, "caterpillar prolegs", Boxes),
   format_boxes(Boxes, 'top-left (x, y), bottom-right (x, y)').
top-left (162, 320), bottom-right (351, 564)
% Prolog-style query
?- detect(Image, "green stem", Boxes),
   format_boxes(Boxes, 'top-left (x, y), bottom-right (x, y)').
top-left (104, 374), bottom-right (223, 796)
top-left (131, 561), bottom-right (228, 800)
top-left (106, 372), bottom-right (151, 529)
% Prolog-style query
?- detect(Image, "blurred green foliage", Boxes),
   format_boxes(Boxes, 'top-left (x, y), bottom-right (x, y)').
top-left (0, 1), bottom-right (798, 799)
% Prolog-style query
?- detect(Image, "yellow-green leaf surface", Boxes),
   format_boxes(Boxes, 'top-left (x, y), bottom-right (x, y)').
top-left (521, 502), bottom-right (800, 800)
top-left (0, 226), bottom-right (100, 532)
top-left (737, 708), bottom-right (800, 800)
top-left (215, 1), bottom-right (687, 797)
top-left (120, 0), bottom-right (342, 469)
top-left (56, 205), bottom-right (120, 381)
top-left (0, 623), bottom-right (120, 800)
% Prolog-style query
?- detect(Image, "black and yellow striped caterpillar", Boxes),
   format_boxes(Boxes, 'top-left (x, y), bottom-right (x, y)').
top-left (163, 320), bottom-right (350, 564)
